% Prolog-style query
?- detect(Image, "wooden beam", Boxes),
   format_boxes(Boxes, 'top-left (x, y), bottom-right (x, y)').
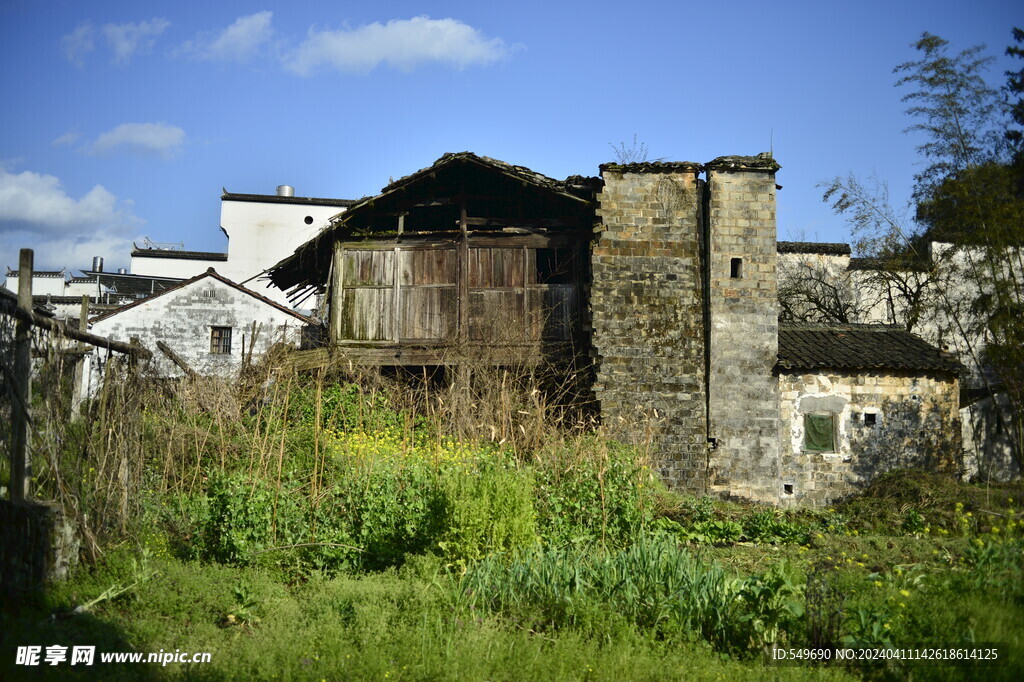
top-left (11, 248), bottom-right (33, 501)
top-left (458, 200), bottom-right (469, 342)
top-left (463, 217), bottom-right (580, 228)
top-left (156, 340), bottom-right (197, 378)
top-left (329, 241), bottom-right (344, 344)
top-left (285, 344), bottom-right (571, 369)
top-left (336, 233), bottom-right (585, 249)
top-left (0, 301), bottom-right (152, 359)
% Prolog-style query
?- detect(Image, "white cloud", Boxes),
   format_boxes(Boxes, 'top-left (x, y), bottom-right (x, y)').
top-left (89, 122), bottom-right (186, 159)
top-left (102, 18), bottom-right (170, 65)
top-left (0, 168), bottom-right (141, 271)
top-left (61, 22), bottom-right (96, 67)
top-left (177, 11), bottom-right (274, 62)
top-left (284, 16), bottom-right (510, 75)
top-left (52, 130), bottom-right (81, 147)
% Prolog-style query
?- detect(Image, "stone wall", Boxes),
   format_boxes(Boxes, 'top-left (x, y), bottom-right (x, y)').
top-left (778, 370), bottom-right (961, 506)
top-left (1, 499), bottom-right (79, 602)
top-left (591, 164), bottom-right (708, 491)
top-left (705, 156), bottom-right (781, 503)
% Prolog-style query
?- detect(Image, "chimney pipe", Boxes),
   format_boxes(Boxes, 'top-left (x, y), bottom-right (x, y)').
top-left (276, 185), bottom-right (294, 197)
top-left (92, 256), bottom-right (103, 273)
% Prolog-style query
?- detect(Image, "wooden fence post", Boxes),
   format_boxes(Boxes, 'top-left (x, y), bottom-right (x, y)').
top-left (11, 248), bottom-right (33, 501)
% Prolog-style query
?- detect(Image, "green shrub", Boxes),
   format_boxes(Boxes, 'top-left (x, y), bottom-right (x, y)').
top-left (533, 439), bottom-right (654, 547)
top-left (438, 464), bottom-right (538, 564)
top-left (202, 473), bottom-right (305, 565)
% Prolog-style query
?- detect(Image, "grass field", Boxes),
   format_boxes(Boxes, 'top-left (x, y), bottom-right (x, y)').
top-left (2, 369), bottom-right (1022, 680)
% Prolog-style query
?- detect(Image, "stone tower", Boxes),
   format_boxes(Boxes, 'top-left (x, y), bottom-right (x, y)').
top-left (591, 154), bottom-right (782, 501)
top-left (704, 154), bottom-right (781, 503)
top-left (591, 162), bottom-right (709, 490)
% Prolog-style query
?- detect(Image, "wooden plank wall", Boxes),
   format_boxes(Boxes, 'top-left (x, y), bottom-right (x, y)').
top-left (333, 243), bottom-right (579, 347)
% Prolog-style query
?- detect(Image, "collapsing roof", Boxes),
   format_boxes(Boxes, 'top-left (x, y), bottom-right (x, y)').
top-left (267, 152), bottom-right (600, 302)
top-left (776, 323), bottom-right (962, 375)
top-left (131, 246), bottom-right (228, 261)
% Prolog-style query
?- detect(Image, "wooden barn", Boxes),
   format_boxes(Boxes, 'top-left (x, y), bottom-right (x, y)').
top-left (268, 152), bottom-right (599, 365)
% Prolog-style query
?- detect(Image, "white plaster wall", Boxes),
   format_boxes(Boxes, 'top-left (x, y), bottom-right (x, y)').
top-left (127, 200), bottom-right (345, 307)
top-left (131, 256), bottom-right (226, 279)
top-left (3, 274), bottom-right (66, 297)
top-left (89, 276), bottom-right (304, 382)
top-left (65, 280), bottom-right (101, 297)
top-left (219, 200), bottom-right (344, 303)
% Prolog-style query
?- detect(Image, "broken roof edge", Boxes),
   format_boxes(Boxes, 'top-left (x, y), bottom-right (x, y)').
top-left (599, 161), bottom-right (702, 174)
top-left (376, 151), bottom-right (592, 205)
top-left (705, 152), bottom-right (781, 172)
top-left (268, 151), bottom-right (599, 291)
top-left (89, 268), bottom-right (313, 326)
top-left (131, 245), bottom-right (228, 261)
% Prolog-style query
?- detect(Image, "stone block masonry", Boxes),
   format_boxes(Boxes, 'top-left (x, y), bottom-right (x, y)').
top-left (591, 163), bottom-right (709, 491)
top-left (778, 371), bottom-right (960, 506)
top-left (705, 155), bottom-right (782, 503)
top-left (591, 155), bottom-right (782, 499)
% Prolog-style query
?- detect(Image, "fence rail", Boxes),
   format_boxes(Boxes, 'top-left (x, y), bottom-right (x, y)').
top-left (3, 248), bottom-right (149, 503)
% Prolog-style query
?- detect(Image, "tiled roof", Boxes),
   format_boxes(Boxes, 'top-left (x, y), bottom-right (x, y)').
top-left (131, 247), bottom-right (228, 261)
top-left (599, 161), bottom-right (702, 174)
top-left (221, 190), bottom-right (356, 207)
top-left (599, 153), bottom-right (779, 175)
top-left (777, 323), bottom-right (962, 374)
top-left (267, 152), bottom-right (596, 297)
top-left (379, 152), bottom-right (592, 204)
top-left (777, 241), bottom-right (851, 256)
top-left (848, 257), bottom-right (882, 271)
top-left (0, 287), bottom-right (55, 317)
top-left (705, 153), bottom-right (781, 172)
top-left (89, 268), bottom-right (312, 325)
top-left (5, 268), bottom-right (65, 277)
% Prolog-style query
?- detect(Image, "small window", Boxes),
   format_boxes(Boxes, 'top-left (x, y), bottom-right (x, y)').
top-left (864, 412), bottom-right (878, 427)
top-left (210, 326), bottom-right (232, 354)
top-left (804, 413), bottom-right (836, 452)
top-left (202, 289), bottom-right (216, 299)
top-left (730, 258), bottom-right (743, 279)
top-left (783, 483), bottom-right (795, 496)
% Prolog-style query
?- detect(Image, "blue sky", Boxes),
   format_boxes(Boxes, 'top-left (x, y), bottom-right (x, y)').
top-left (1, 0), bottom-right (1020, 272)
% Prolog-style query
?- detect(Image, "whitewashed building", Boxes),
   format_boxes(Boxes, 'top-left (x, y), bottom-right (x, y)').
top-left (85, 269), bottom-right (310, 388)
top-left (130, 187), bottom-right (354, 307)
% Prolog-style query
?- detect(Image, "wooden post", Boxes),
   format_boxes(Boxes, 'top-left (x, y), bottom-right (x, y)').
top-left (328, 241), bottom-right (345, 344)
top-left (458, 200), bottom-right (469, 344)
top-left (70, 295), bottom-right (88, 416)
top-left (11, 248), bottom-right (33, 501)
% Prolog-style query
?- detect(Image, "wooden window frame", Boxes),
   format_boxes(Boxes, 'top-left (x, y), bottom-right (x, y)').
top-left (210, 326), bottom-right (232, 354)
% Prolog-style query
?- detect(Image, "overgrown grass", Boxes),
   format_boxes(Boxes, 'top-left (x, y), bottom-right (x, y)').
top-left (2, 548), bottom-right (853, 681)
top-left (4, 358), bottom-right (1024, 679)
